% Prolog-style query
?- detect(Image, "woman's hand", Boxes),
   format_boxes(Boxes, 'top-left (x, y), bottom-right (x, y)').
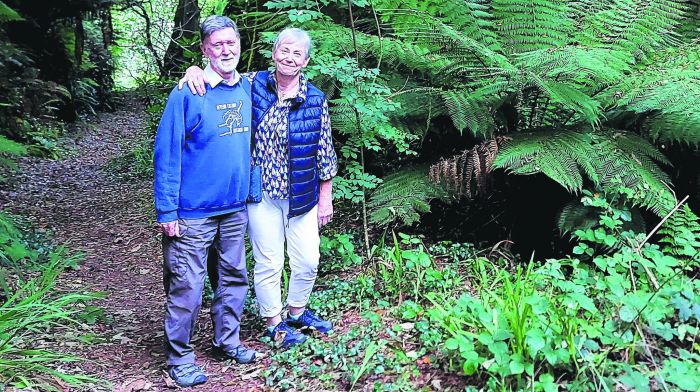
top-left (318, 180), bottom-right (333, 228)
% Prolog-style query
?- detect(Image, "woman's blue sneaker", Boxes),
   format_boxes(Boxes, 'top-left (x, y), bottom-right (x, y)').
top-left (286, 309), bottom-right (333, 333)
top-left (265, 321), bottom-right (308, 348)
top-left (167, 363), bottom-right (207, 387)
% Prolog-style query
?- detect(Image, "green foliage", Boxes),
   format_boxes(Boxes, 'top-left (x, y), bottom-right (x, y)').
top-left (556, 198), bottom-right (646, 237)
top-left (0, 213), bottom-right (103, 390)
top-left (493, 0), bottom-right (574, 53)
top-left (0, 0), bottom-right (21, 23)
top-left (0, 252), bottom-right (102, 391)
top-left (319, 233), bottom-right (362, 272)
top-left (368, 167), bottom-right (449, 228)
top-left (0, 0), bottom-right (114, 154)
top-left (373, 0), bottom-right (697, 222)
top-left (658, 204), bottom-right (700, 261)
top-left (428, 191), bottom-right (700, 390)
top-left (377, 232), bottom-right (462, 302)
top-left (493, 129), bottom-right (676, 215)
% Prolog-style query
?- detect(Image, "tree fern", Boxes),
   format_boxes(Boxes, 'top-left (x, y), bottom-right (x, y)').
top-left (493, 129), bottom-right (676, 215)
top-left (492, 0), bottom-right (574, 53)
top-left (574, 0), bottom-right (688, 59)
top-left (262, 0), bottom-right (697, 219)
top-left (368, 167), bottom-right (450, 227)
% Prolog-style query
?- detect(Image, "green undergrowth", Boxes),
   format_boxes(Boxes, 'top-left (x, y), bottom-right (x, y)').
top-left (0, 212), bottom-right (105, 391)
top-left (264, 189), bottom-right (700, 391)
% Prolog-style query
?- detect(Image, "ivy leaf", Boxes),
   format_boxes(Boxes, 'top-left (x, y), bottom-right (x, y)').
top-left (619, 306), bottom-right (636, 322)
top-left (619, 368), bottom-right (650, 392)
top-left (535, 373), bottom-right (559, 392)
top-left (509, 355), bottom-right (525, 375)
top-left (569, 292), bottom-right (596, 313)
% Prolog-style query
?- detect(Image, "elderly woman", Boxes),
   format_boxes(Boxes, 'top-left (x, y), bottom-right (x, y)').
top-left (181, 27), bottom-right (337, 348)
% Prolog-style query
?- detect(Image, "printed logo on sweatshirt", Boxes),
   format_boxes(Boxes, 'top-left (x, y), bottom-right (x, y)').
top-left (217, 100), bottom-right (250, 136)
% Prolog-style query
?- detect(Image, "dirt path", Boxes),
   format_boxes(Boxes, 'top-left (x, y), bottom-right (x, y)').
top-left (1, 97), bottom-right (269, 391)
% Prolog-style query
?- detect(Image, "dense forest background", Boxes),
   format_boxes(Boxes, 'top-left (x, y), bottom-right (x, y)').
top-left (1, 0), bottom-right (700, 391)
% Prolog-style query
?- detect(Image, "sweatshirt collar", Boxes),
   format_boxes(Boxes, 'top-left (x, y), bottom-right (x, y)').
top-left (204, 64), bottom-right (241, 88)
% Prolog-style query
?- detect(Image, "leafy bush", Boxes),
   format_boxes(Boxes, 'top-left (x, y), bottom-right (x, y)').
top-left (426, 191), bottom-right (700, 391)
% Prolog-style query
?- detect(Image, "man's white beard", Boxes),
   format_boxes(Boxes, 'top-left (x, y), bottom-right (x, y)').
top-left (214, 57), bottom-right (239, 74)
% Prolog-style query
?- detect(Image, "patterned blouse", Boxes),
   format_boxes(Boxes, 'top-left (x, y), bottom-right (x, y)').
top-left (247, 72), bottom-right (338, 200)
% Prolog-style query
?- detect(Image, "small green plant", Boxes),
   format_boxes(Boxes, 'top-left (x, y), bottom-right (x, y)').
top-left (376, 233), bottom-right (463, 303)
top-left (320, 233), bottom-right (362, 272)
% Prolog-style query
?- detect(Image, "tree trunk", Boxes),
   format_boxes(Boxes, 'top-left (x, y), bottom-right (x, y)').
top-left (162, 0), bottom-right (200, 77)
top-left (100, 7), bottom-right (113, 49)
top-left (75, 13), bottom-right (84, 67)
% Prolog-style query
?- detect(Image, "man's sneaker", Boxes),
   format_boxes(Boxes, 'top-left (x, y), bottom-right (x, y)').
top-left (286, 309), bottom-right (333, 333)
top-left (213, 344), bottom-right (259, 364)
top-left (264, 321), bottom-right (308, 348)
top-left (167, 363), bottom-right (207, 387)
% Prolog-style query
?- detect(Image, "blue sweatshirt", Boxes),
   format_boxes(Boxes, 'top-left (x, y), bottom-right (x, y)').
top-left (154, 79), bottom-right (251, 222)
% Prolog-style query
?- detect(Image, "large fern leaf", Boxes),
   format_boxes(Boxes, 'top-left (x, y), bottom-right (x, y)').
top-left (368, 167), bottom-right (450, 227)
top-left (573, 0), bottom-right (688, 59)
top-left (493, 129), bottom-right (676, 215)
top-left (492, 0), bottom-right (574, 53)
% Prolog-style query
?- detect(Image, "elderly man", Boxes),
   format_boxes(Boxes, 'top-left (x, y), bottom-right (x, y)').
top-left (154, 15), bottom-right (257, 387)
top-left (180, 27), bottom-right (338, 348)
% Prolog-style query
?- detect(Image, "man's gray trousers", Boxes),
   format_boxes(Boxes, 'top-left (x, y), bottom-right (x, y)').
top-left (161, 211), bottom-right (248, 366)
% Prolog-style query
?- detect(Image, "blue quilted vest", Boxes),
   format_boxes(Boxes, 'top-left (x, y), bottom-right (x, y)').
top-left (251, 71), bottom-right (324, 218)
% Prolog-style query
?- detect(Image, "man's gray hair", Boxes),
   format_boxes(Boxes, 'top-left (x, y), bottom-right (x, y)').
top-left (273, 28), bottom-right (313, 58)
top-left (200, 15), bottom-right (239, 42)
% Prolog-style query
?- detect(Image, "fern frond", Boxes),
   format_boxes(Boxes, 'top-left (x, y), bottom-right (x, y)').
top-left (492, 0), bottom-right (574, 53)
top-left (377, 0), bottom-right (502, 52)
top-left (368, 167), bottom-right (450, 227)
top-left (493, 129), bottom-right (676, 215)
top-left (574, 0), bottom-right (688, 59)
top-left (645, 113), bottom-right (700, 146)
top-left (658, 204), bottom-right (700, 260)
top-left (604, 44), bottom-right (700, 146)
top-left (515, 46), bottom-right (634, 88)
top-left (428, 137), bottom-right (508, 198)
top-left (439, 89), bottom-right (496, 136)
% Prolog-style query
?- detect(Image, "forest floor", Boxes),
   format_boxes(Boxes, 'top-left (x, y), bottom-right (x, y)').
top-left (1, 97), bottom-right (277, 391)
top-left (1, 96), bottom-right (466, 392)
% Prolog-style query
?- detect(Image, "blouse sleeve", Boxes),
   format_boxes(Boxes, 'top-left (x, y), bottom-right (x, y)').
top-left (317, 99), bottom-right (338, 180)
